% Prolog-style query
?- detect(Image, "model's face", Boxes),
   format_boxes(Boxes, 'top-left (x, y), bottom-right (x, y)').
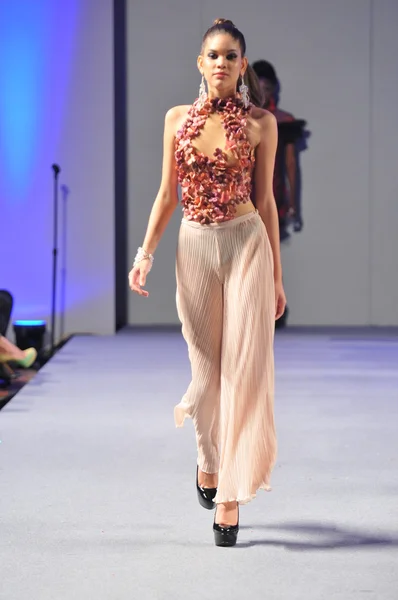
top-left (259, 78), bottom-right (276, 106)
top-left (198, 33), bottom-right (247, 98)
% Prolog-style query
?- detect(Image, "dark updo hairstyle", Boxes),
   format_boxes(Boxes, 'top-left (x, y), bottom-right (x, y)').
top-left (251, 60), bottom-right (278, 86)
top-left (201, 18), bottom-right (263, 107)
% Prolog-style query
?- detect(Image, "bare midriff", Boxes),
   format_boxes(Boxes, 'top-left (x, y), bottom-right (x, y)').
top-left (233, 198), bottom-right (256, 218)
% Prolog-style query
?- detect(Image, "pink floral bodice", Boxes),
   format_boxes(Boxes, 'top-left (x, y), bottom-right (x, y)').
top-left (174, 95), bottom-right (255, 224)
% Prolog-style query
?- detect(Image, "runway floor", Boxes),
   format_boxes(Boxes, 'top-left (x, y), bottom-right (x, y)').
top-left (0, 327), bottom-right (397, 599)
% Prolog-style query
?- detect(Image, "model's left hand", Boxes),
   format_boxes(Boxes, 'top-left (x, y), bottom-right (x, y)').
top-left (275, 279), bottom-right (287, 320)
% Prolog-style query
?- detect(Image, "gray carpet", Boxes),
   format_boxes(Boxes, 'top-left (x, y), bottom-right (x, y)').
top-left (1, 328), bottom-right (397, 600)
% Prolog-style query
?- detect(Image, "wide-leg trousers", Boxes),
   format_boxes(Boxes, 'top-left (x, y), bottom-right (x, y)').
top-left (174, 211), bottom-right (277, 505)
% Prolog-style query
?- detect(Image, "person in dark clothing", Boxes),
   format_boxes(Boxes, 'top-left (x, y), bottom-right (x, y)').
top-left (252, 60), bottom-right (303, 238)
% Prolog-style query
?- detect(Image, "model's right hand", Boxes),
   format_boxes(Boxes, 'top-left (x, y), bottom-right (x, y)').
top-left (128, 261), bottom-right (151, 297)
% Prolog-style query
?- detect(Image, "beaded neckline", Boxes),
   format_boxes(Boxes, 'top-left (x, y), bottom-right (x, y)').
top-left (180, 95), bottom-right (253, 166)
top-left (207, 94), bottom-right (249, 112)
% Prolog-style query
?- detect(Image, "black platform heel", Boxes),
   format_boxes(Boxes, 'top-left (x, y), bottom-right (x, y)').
top-left (196, 466), bottom-right (217, 510)
top-left (213, 505), bottom-right (239, 547)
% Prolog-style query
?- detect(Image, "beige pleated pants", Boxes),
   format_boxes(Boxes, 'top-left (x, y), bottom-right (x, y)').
top-left (174, 211), bottom-right (277, 505)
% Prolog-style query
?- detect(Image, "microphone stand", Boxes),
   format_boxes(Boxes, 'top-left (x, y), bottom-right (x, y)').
top-left (50, 164), bottom-right (61, 356)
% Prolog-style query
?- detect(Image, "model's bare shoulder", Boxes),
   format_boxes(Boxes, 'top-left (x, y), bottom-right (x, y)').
top-left (248, 107), bottom-right (276, 148)
top-left (165, 105), bottom-right (191, 135)
top-left (251, 107), bottom-right (276, 126)
top-left (257, 109), bottom-right (278, 139)
top-left (250, 105), bottom-right (267, 120)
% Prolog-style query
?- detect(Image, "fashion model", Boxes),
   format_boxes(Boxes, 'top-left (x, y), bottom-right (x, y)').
top-left (252, 59), bottom-right (303, 236)
top-left (129, 18), bottom-right (286, 547)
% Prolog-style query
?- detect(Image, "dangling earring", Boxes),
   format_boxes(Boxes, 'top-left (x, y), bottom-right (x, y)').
top-left (239, 75), bottom-right (250, 108)
top-left (199, 74), bottom-right (207, 105)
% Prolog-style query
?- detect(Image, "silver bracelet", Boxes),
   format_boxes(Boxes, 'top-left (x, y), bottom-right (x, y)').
top-left (133, 246), bottom-right (154, 270)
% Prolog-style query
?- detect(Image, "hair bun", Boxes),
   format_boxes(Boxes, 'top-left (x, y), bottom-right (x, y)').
top-left (213, 18), bottom-right (236, 27)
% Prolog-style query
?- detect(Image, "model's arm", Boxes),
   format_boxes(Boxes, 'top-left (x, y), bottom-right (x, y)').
top-left (129, 107), bottom-right (180, 297)
top-left (141, 108), bottom-right (180, 254)
top-left (254, 112), bottom-right (282, 281)
top-left (254, 112), bottom-right (286, 319)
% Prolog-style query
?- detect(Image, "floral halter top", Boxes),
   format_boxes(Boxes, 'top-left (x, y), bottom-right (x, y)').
top-left (175, 95), bottom-right (255, 224)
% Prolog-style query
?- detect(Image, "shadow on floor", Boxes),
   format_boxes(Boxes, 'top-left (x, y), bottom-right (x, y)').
top-left (238, 521), bottom-right (398, 550)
